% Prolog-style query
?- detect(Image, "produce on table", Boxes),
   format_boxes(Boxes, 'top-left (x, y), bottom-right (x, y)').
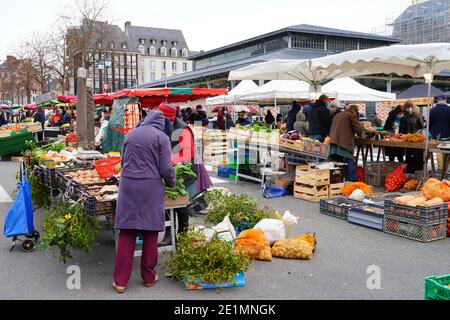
top-left (163, 230), bottom-right (251, 285)
top-left (65, 170), bottom-right (107, 185)
top-left (387, 133), bottom-right (425, 142)
top-left (424, 197), bottom-right (444, 207)
top-left (234, 228), bottom-right (272, 262)
top-left (271, 234), bottom-right (317, 260)
top-left (403, 179), bottom-right (420, 191)
top-left (342, 182), bottom-right (372, 197)
top-left (422, 178), bottom-right (450, 202)
top-left (164, 164), bottom-right (197, 200)
top-left (40, 202), bottom-right (100, 263)
top-left (83, 185), bottom-right (119, 201)
top-left (406, 196), bottom-right (427, 207)
top-left (385, 164), bottom-right (408, 192)
top-left (324, 137), bottom-right (331, 145)
top-left (394, 195), bottom-right (416, 205)
top-left (394, 191), bottom-right (446, 207)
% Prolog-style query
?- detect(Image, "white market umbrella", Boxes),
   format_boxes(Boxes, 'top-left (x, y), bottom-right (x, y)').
top-left (238, 80), bottom-right (315, 104)
top-left (322, 77), bottom-right (396, 102)
top-left (206, 80), bottom-right (258, 105)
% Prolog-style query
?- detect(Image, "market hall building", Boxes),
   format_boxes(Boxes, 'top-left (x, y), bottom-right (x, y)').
top-left (139, 24), bottom-right (400, 90)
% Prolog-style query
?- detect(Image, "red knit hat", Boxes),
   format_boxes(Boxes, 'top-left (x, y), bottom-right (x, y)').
top-left (158, 103), bottom-right (177, 121)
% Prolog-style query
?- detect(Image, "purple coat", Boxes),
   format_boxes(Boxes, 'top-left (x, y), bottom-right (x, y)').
top-left (115, 110), bottom-right (176, 232)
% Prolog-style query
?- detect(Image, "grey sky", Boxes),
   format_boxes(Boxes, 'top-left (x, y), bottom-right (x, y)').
top-left (1, 0), bottom-right (412, 58)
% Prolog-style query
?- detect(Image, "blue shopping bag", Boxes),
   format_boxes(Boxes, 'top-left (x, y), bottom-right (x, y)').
top-left (262, 185), bottom-right (289, 199)
top-left (4, 175), bottom-right (35, 238)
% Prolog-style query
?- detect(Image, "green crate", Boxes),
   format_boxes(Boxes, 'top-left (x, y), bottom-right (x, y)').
top-left (425, 275), bottom-right (450, 300)
top-left (227, 163), bottom-right (251, 171)
top-left (0, 131), bottom-right (34, 156)
top-left (229, 173), bottom-right (237, 181)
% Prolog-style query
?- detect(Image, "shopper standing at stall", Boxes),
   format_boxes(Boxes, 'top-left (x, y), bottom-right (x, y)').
top-left (400, 101), bottom-right (424, 174)
top-left (429, 95), bottom-right (450, 140)
top-left (265, 110), bottom-right (275, 127)
top-left (113, 110), bottom-right (175, 294)
top-left (33, 107), bottom-right (46, 141)
top-left (286, 101), bottom-right (301, 132)
top-left (309, 95), bottom-right (332, 142)
top-left (329, 105), bottom-right (363, 182)
top-left (383, 106), bottom-right (405, 162)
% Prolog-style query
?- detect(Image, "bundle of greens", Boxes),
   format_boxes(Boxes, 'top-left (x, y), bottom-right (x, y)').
top-left (205, 191), bottom-right (278, 230)
top-left (40, 202), bottom-right (100, 263)
top-left (164, 164), bottom-right (197, 200)
top-left (163, 230), bottom-right (251, 285)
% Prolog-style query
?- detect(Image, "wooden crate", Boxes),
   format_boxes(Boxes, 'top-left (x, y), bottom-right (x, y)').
top-left (295, 166), bottom-right (330, 186)
top-left (279, 138), bottom-right (304, 151)
top-left (165, 195), bottom-right (189, 208)
top-left (294, 184), bottom-right (329, 202)
top-left (329, 183), bottom-right (345, 198)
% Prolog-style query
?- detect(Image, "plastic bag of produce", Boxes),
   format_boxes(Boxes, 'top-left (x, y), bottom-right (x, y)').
top-left (385, 164), bottom-right (408, 192)
top-left (196, 215), bottom-right (236, 242)
top-left (234, 228), bottom-right (272, 262)
top-left (253, 211), bottom-right (299, 245)
top-left (422, 179), bottom-right (450, 202)
top-left (271, 234), bottom-right (317, 260)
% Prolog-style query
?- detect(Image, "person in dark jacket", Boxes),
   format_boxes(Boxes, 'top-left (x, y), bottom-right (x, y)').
top-left (400, 101), bottom-right (424, 174)
top-left (429, 96), bottom-right (450, 140)
top-left (329, 105), bottom-right (363, 182)
top-left (265, 110), bottom-right (275, 127)
top-left (286, 101), bottom-right (301, 132)
top-left (383, 106), bottom-right (405, 162)
top-left (33, 107), bottom-right (46, 141)
top-left (302, 102), bottom-right (313, 123)
top-left (236, 111), bottom-right (252, 126)
top-left (308, 95), bottom-right (332, 142)
top-left (113, 110), bottom-right (175, 294)
top-left (0, 111), bottom-right (7, 126)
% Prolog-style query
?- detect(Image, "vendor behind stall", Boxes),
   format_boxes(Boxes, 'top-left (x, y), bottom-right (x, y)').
top-left (113, 110), bottom-right (175, 294)
top-left (383, 106), bottom-right (405, 162)
top-left (33, 107), bottom-right (46, 141)
top-left (328, 105), bottom-right (363, 182)
top-left (400, 101), bottom-right (424, 174)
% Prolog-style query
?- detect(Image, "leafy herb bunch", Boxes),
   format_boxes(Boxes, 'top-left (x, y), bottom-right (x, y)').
top-left (163, 230), bottom-right (251, 285)
top-left (40, 202), bottom-right (100, 263)
top-left (165, 164), bottom-right (197, 200)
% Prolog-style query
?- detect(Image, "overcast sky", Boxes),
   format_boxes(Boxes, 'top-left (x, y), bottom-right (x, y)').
top-left (1, 0), bottom-right (412, 57)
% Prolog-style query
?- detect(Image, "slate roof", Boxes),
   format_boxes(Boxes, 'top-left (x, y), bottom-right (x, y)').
top-left (139, 48), bottom-right (328, 88)
top-left (394, 0), bottom-right (450, 24)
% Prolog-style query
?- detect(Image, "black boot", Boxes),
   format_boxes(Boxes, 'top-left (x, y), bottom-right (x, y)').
top-left (177, 209), bottom-right (190, 234)
top-left (158, 227), bottom-right (173, 247)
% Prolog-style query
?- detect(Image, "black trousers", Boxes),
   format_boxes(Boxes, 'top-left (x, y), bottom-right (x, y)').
top-left (405, 149), bottom-right (424, 174)
top-left (164, 208), bottom-right (190, 233)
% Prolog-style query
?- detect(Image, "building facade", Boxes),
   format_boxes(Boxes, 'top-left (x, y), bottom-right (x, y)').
top-left (68, 21), bottom-right (193, 94)
top-left (392, 0), bottom-right (450, 44)
top-left (0, 55), bottom-right (40, 105)
top-left (140, 24), bottom-right (399, 89)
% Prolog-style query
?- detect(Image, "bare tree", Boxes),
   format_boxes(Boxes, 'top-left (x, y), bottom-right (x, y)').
top-left (47, 29), bottom-right (71, 96)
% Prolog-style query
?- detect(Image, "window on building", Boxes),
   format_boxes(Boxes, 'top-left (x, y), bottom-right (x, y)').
top-left (182, 48), bottom-right (189, 58)
top-left (326, 36), bottom-right (358, 53)
top-left (172, 62), bottom-right (177, 71)
top-left (162, 40), bottom-right (168, 46)
top-left (161, 72), bottom-right (166, 79)
top-left (264, 37), bottom-right (288, 53)
top-left (138, 45), bottom-right (145, 54)
top-left (150, 72), bottom-right (156, 82)
top-left (149, 46), bottom-right (156, 56)
top-left (140, 39), bottom-right (145, 45)
top-left (122, 43), bottom-right (127, 49)
top-left (110, 42), bottom-right (115, 49)
top-left (291, 34), bottom-right (325, 50)
top-left (150, 60), bottom-right (156, 71)
top-left (173, 41), bottom-right (178, 47)
top-left (161, 61), bottom-right (167, 71)
top-left (161, 47), bottom-right (167, 56)
top-left (183, 62), bottom-right (188, 72)
top-left (97, 41), bottom-right (103, 48)
top-left (171, 48), bottom-right (178, 57)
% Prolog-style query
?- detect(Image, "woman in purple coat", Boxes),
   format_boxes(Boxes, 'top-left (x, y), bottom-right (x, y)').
top-left (113, 110), bottom-right (175, 294)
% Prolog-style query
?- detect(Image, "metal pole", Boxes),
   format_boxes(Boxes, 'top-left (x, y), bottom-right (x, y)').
top-left (423, 81), bottom-right (432, 181)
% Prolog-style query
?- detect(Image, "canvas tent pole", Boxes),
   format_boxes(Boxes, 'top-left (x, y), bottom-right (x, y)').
top-left (423, 78), bottom-right (433, 182)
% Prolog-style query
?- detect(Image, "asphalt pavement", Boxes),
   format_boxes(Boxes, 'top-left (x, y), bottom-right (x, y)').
top-left (0, 161), bottom-right (449, 300)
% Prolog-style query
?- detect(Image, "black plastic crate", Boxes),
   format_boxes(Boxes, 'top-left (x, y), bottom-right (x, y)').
top-left (384, 215), bottom-right (447, 243)
top-left (187, 191), bottom-right (208, 215)
top-left (77, 186), bottom-right (117, 217)
top-left (320, 196), bottom-right (359, 220)
top-left (384, 200), bottom-right (448, 223)
top-left (33, 165), bottom-right (46, 185)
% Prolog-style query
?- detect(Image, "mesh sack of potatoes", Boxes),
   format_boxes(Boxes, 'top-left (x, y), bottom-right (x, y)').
top-left (271, 234), bottom-right (317, 260)
top-left (234, 228), bottom-right (272, 262)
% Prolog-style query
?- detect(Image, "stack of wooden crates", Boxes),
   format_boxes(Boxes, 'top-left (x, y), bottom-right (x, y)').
top-left (294, 165), bottom-right (344, 202)
top-left (202, 130), bottom-right (228, 168)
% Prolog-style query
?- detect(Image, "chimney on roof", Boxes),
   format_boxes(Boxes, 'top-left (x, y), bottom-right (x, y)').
top-left (125, 21), bottom-right (131, 36)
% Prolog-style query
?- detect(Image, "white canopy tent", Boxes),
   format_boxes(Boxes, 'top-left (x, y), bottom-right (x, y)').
top-left (229, 43), bottom-right (450, 180)
top-left (206, 80), bottom-right (258, 105)
top-left (237, 80), bottom-right (316, 105)
top-left (322, 77), bottom-right (396, 102)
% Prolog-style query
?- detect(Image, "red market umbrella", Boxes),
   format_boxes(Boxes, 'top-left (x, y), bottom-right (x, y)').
top-left (211, 105), bottom-right (234, 113)
top-left (25, 104), bottom-right (37, 110)
top-left (111, 88), bottom-right (228, 108)
top-left (57, 94), bottom-right (114, 106)
top-left (0, 105), bottom-right (10, 110)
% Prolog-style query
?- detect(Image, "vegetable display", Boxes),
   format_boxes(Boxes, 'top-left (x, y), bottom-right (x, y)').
top-left (342, 182), bottom-right (372, 197)
top-left (165, 164), bottom-right (197, 200)
top-left (163, 230), bottom-right (251, 285)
